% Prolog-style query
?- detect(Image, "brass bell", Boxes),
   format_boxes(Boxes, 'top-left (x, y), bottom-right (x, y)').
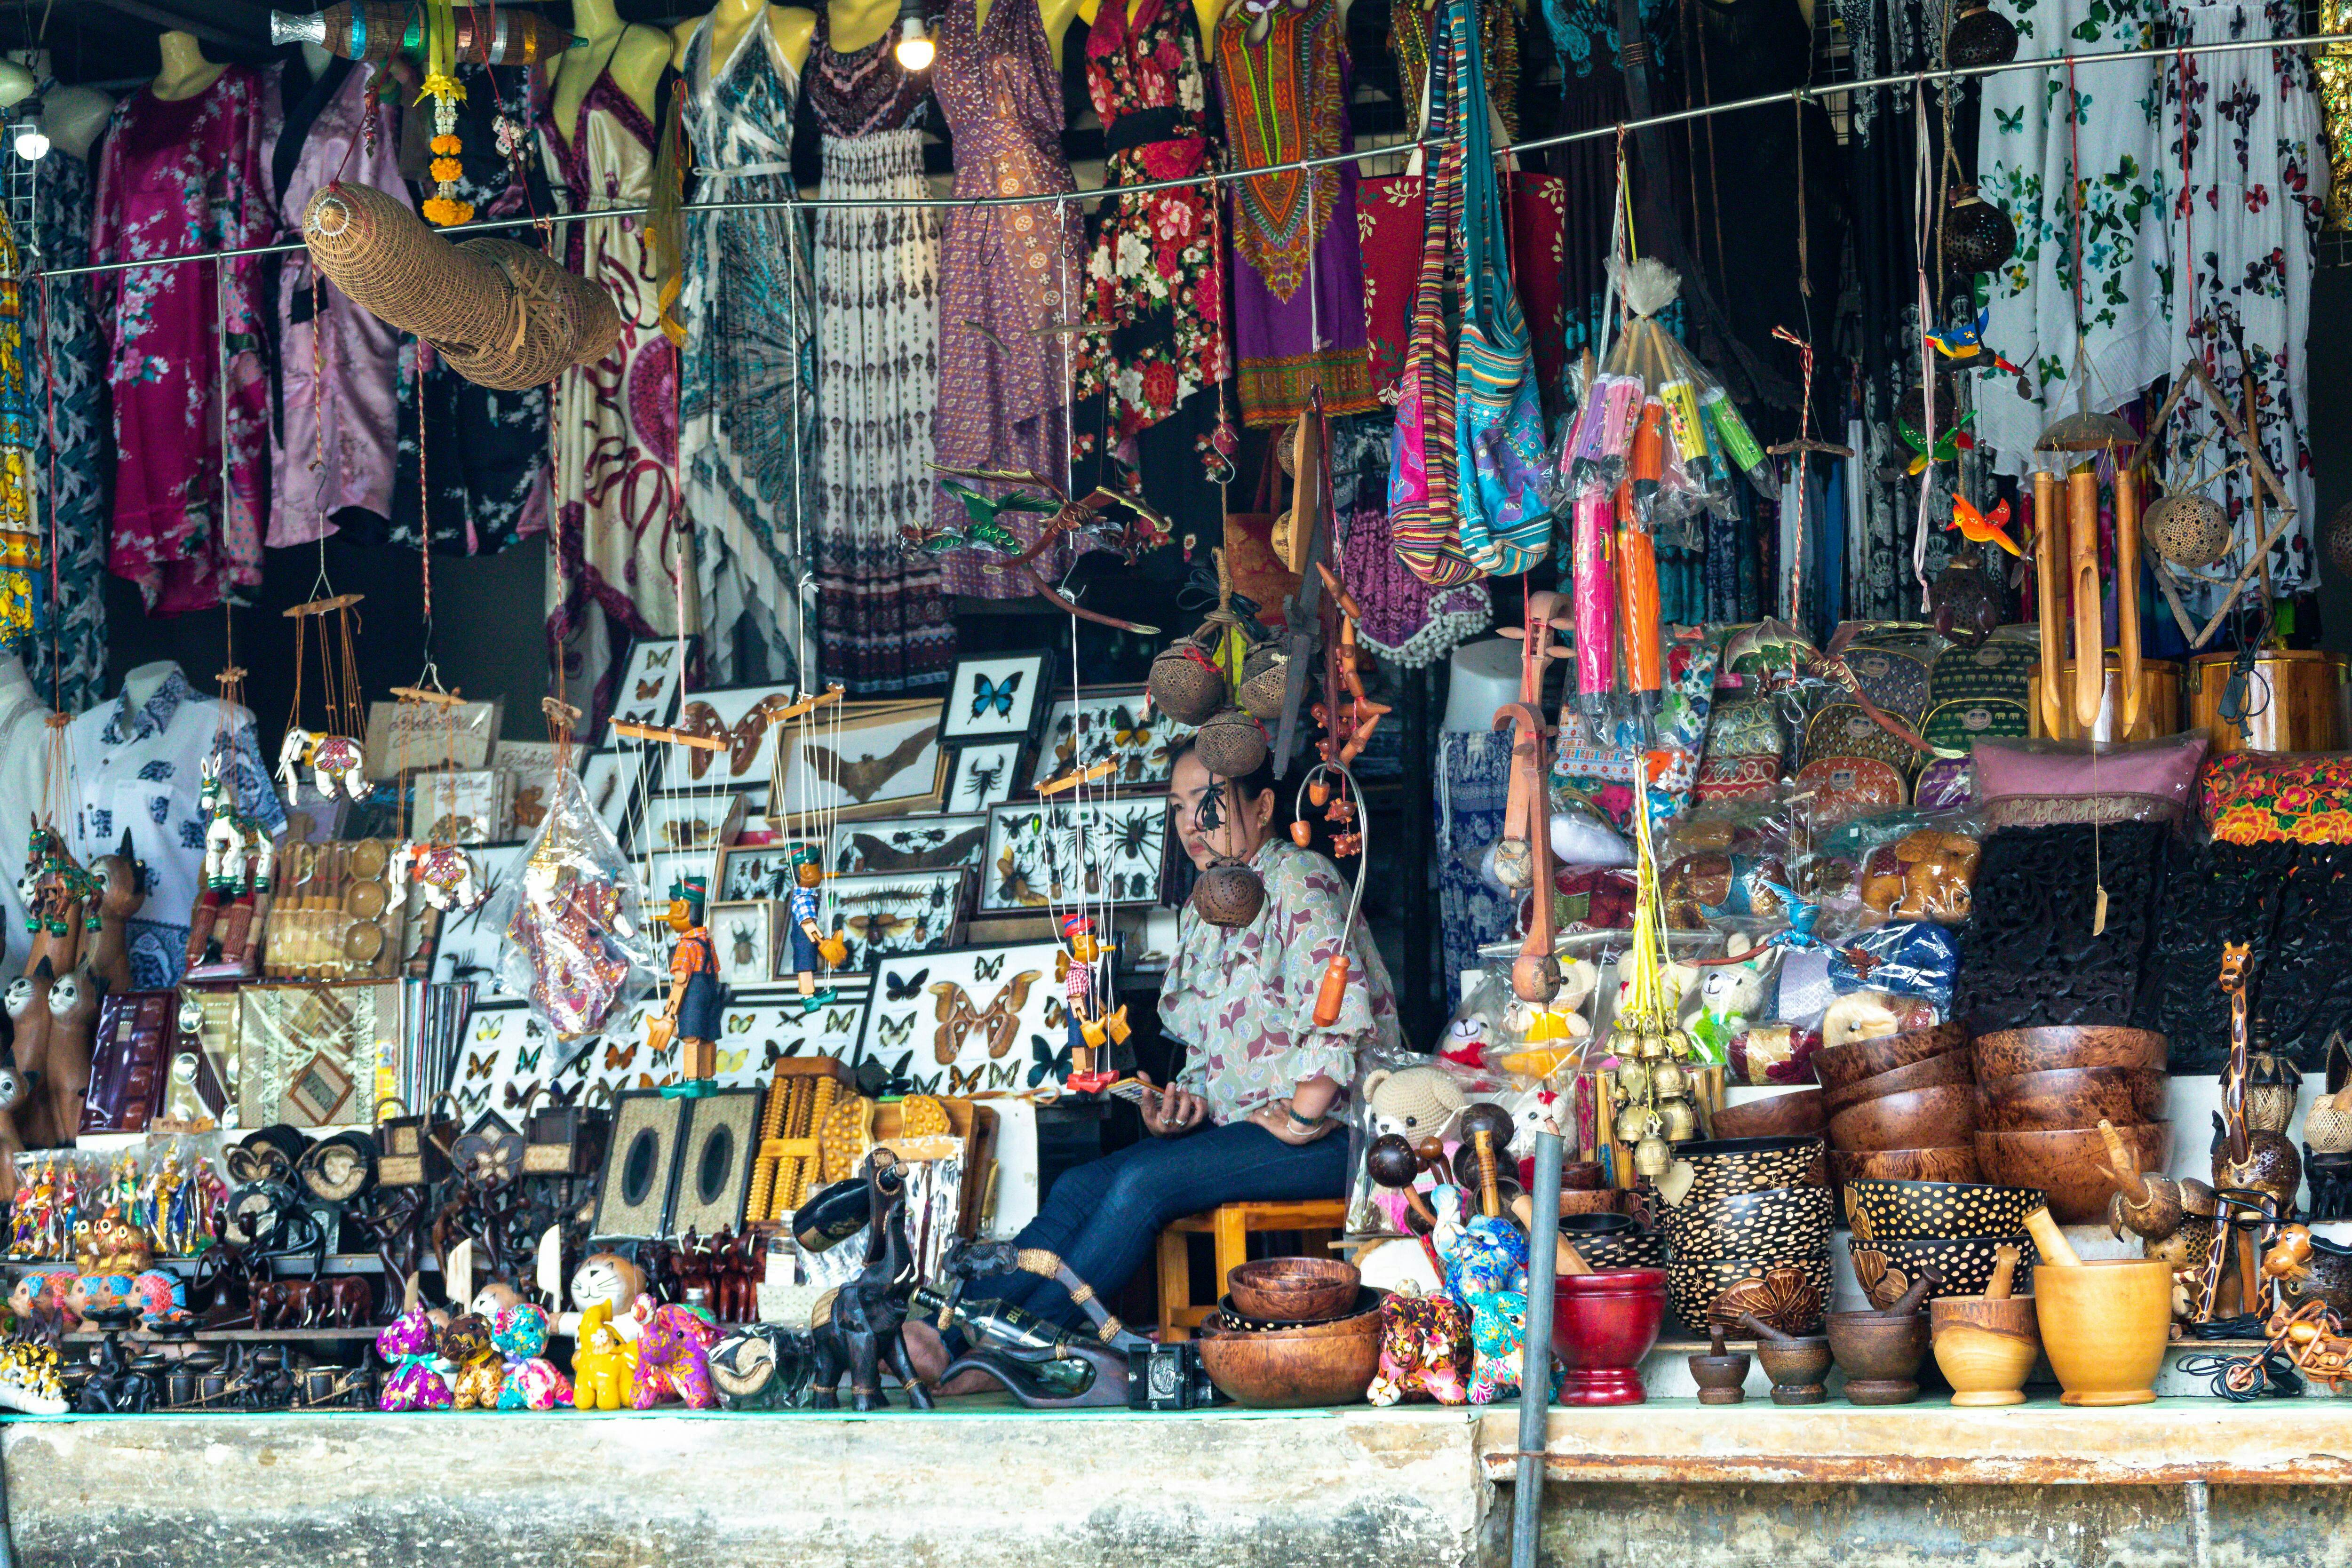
top-left (1633, 1132), bottom-right (1673, 1178)
top-left (1638, 1031), bottom-right (1668, 1060)
top-left (1651, 1060), bottom-right (1689, 1099)
top-left (1659, 1098), bottom-right (1699, 1142)
top-left (1614, 1103), bottom-right (1653, 1145)
top-left (1613, 1059), bottom-right (1652, 1099)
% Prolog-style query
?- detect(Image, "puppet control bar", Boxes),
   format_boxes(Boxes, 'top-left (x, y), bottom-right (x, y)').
top-left (31, 30), bottom-right (2350, 282)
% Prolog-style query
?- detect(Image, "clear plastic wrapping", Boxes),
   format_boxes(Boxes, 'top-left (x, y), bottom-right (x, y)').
top-left (485, 768), bottom-right (660, 1046)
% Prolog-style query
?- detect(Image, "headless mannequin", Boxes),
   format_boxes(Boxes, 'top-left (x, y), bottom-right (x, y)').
top-left (1075, 0), bottom-right (1225, 52)
top-left (551, 0), bottom-right (670, 129)
top-left (42, 85), bottom-right (114, 160)
top-left (672, 0), bottom-right (816, 77)
top-left (302, 41), bottom-right (334, 78)
top-left (121, 660), bottom-right (177, 712)
top-left (151, 30), bottom-right (229, 102)
top-left (819, 0), bottom-right (895, 53)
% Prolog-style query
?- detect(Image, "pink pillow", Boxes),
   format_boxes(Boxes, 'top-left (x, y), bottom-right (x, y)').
top-left (1971, 732), bottom-right (2210, 827)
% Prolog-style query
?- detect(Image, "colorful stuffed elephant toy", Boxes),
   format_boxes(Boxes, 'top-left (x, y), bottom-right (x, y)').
top-left (631, 1302), bottom-right (719, 1409)
top-left (1428, 1185), bottom-right (1529, 1298)
top-left (570, 1299), bottom-right (639, 1410)
top-left (1367, 1289), bottom-right (1474, 1407)
top-left (492, 1303), bottom-right (575, 1410)
top-left (375, 1305), bottom-right (454, 1411)
top-left (440, 1312), bottom-right (505, 1410)
top-left (1463, 1289), bottom-right (1563, 1404)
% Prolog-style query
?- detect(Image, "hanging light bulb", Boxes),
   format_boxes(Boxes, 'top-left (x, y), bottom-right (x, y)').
top-left (12, 124), bottom-right (47, 162)
top-left (893, 0), bottom-right (935, 71)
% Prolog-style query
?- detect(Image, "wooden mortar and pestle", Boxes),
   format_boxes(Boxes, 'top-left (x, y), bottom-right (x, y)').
top-left (1929, 1244), bottom-right (2041, 1406)
top-left (1740, 1313), bottom-right (1833, 1405)
top-left (1367, 1134), bottom-right (1438, 1234)
top-left (1688, 1324), bottom-right (1751, 1405)
top-left (2024, 1204), bottom-right (2174, 1406)
top-left (1454, 1103), bottom-right (1520, 1219)
top-left (1825, 1266), bottom-right (1943, 1405)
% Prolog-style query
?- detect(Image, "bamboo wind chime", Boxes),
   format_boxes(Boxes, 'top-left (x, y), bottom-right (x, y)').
top-left (2031, 410), bottom-right (2142, 736)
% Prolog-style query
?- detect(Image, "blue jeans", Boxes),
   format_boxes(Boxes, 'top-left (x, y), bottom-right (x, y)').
top-left (966, 1122), bottom-right (1349, 1333)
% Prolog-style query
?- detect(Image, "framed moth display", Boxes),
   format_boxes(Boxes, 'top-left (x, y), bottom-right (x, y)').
top-left (1028, 685), bottom-right (1195, 791)
top-left (828, 813), bottom-right (989, 877)
top-left (604, 635), bottom-right (697, 737)
top-left (638, 790), bottom-right (749, 855)
top-left (945, 740), bottom-right (1023, 812)
top-left (938, 649), bottom-right (1053, 744)
top-left (980, 797), bottom-right (1168, 913)
top-left (823, 868), bottom-right (971, 975)
top-left (547, 988), bottom-right (867, 1107)
top-left (851, 942), bottom-right (1064, 1098)
top-left (772, 700), bottom-right (947, 827)
top-left (661, 682), bottom-right (804, 796)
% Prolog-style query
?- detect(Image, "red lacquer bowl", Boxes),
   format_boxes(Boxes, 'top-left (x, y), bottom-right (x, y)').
top-left (1550, 1267), bottom-right (1667, 1407)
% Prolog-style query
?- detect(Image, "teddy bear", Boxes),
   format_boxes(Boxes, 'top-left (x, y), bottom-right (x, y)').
top-left (1856, 829), bottom-right (1982, 925)
top-left (1361, 1066), bottom-right (1470, 1146)
top-left (1663, 851), bottom-right (1791, 929)
top-left (375, 1305), bottom-right (454, 1411)
top-left (1366, 1289), bottom-right (1474, 1407)
top-left (440, 1312), bottom-right (505, 1410)
top-left (1686, 937), bottom-right (1781, 1064)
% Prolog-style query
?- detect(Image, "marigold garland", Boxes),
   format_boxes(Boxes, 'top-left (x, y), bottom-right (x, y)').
top-left (416, 0), bottom-right (472, 227)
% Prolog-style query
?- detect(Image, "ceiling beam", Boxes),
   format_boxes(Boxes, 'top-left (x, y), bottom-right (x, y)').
top-left (83, 0), bottom-right (273, 52)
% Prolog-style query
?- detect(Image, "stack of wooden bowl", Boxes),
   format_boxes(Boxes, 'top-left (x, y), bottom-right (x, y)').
top-left (1843, 1177), bottom-right (2046, 1307)
top-left (1971, 1027), bottom-right (2170, 1224)
top-left (1196, 1259), bottom-right (1384, 1408)
top-left (1658, 1136), bottom-right (1835, 1335)
top-left (1817, 1023), bottom-right (1979, 1184)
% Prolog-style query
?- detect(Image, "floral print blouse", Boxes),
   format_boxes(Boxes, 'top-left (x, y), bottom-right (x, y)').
top-left (1161, 837), bottom-right (1401, 1124)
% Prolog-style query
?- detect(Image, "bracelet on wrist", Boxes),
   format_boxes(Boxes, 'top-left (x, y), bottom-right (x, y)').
top-left (1284, 1104), bottom-right (1326, 1129)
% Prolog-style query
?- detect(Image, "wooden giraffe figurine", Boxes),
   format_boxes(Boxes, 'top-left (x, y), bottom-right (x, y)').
top-left (2217, 943), bottom-right (2254, 1173)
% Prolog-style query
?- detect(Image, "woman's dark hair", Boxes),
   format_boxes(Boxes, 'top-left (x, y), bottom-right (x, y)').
top-left (1167, 736), bottom-right (1292, 838)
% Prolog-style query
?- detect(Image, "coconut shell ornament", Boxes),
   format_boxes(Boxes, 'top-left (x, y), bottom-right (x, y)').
top-left (1192, 857), bottom-right (1265, 928)
top-left (1146, 546), bottom-right (1279, 727)
top-left (1147, 645), bottom-right (1227, 726)
top-left (2146, 493), bottom-right (2233, 570)
top-left (2325, 501), bottom-right (2352, 577)
top-left (1928, 546), bottom-right (2002, 647)
top-left (1194, 707), bottom-right (1270, 780)
top-left (1947, 1), bottom-right (2019, 67)
top-left (1942, 184), bottom-right (2017, 278)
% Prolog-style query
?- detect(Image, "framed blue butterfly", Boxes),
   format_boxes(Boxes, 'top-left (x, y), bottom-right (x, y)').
top-left (971, 672), bottom-right (1023, 719)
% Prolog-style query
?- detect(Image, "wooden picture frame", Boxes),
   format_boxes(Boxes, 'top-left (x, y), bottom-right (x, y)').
top-left (772, 700), bottom-right (947, 828)
top-left (979, 796), bottom-right (1169, 913)
top-left (1028, 685), bottom-right (1196, 792)
top-left (661, 682), bottom-right (803, 796)
top-left (821, 868), bottom-right (971, 976)
top-left (639, 791), bottom-right (750, 856)
top-left (828, 813), bottom-right (990, 877)
top-left (604, 635), bottom-right (697, 739)
top-left (945, 740), bottom-right (1024, 812)
top-left (851, 941), bottom-right (1068, 1098)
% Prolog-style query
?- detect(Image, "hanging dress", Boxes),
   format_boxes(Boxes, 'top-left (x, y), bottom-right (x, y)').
top-left (930, 0), bottom-right (1088, 596)
top-left (806, 9), bottom-right (954, 694)
top-left (2156, 0), bottom-right (2326, 593)
top-left (540, 44), bottom-right (688, 680)
top-left (375, 62), bottom-right (552, 557)
top-left (682, 8), bottom-right (820, 686)
top-left (90, 67), bottom-right (276, 614)
top-left (0, 206), bottom-right (30, 650)
top-left (28, 119), bottom-right (110, 712)
top-left (1212, 0), bottom-right (1377, 428)
top-left (1070, 0), bottom-right (1231, 543)
top-left (267, 55), bottom-right (408, 548)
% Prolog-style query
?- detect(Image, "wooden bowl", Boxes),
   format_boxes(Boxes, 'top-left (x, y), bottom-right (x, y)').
top-left (1813, 1022), bottom-right (1969, 1093)
top-left (1930, 1295), bottom-right (2041, 1406)
top-left (1558, 1189), bottom-right (1627, 1217)
top-left (1551, 1269), bottom-right (1668, 1406)
top-left (1825, 1309), bottom-right (1929, 1402)
top-left (1821, 1052), bottom-right (1974, 1116)
top-left (1711, 1088), bottom-right (1827, 1141)
top-left (1842, 1179), bottom-right (2046, 1241)
top-left (1215, 1289), bottom-right (1385, 1337)
top-left (1974, 1068), bottom-right (2167, 1133)
top-left (1970, 1025), bottom-right (2168, 1080)
top-left (1829, 1146), bottom-right (1984, 1186)
top-left (1569, 1231), bottom-right (1668, 1272)
top-left (1665, 1253), bottom-right (1832, 1337)
top-left (1674, 1137), bottom-right (1830, 1204)
top-left (1657, 1184), bottom-right (1837, 1264)
top-left (1196, 1309), bottom-right (1383, 1407)
top-left (2032, 1258), bottom-right (2173, 1406)
top-left (1226, 1257), bottom-right (1361, 1323)
top-left (1846, 1234), bottom-right (2039, 1307)
top-left (1975, 1122), bottom-right (2170, 1224)
top-left (1828, 1084), bottom-right (1980, 1154)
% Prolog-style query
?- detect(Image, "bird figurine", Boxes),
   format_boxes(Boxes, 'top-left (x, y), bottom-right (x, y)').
top-left (1947, 494), bottom-right (2023, 557)
top-left (1896, 412), bottom-right (1977, 478)
top-left (1925, 309), bottom-right (2025, 377)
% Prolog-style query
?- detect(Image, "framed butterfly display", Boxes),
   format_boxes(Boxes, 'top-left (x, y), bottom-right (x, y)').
top-left (659, 682), bottom-right (803, 796)
top-left (604, 635), bottom-right (696, 739)
top-left (830, 813), bottom-right (990, 877)
top-left (946, 740), bottom-right (1022, 811)
top-left (851, 943), bottom-right (1064, 1098)
top-left (1029, 685), bottom-right (1196, 791)
top-left (824, 868), bottom-right (971, 975)
top-left (773, 700), bottom-right (948, 828)
top-left (446, 1002), bottom-right (553, 1121)
top-left (938, 650), bottom-right (1052, 744)
top-left (427, 842), bottom-right (531, 994)
top-left (979, 798), bottom-right (1169, 913)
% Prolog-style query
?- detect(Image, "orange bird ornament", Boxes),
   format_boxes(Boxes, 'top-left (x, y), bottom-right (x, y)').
top-left (1947, 494), bottom-right (2023, 558)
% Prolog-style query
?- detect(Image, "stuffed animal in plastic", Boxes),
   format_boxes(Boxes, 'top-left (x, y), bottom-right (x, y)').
top-left (1362, 1066), bottom-right (1470, 1144)
top-left (571, 1298), bottom-right (639, 1410)
top-left (1819, 989), bottom-right (1937, 1048)
top-left (1663, 851), bottom-right (1790, 929)
top-left (1687, 938), bottom-right (1780, 1061)
top-left (492, 1303), bottom-right (575, 1410)
top-left (1366, 1289), bottom-right (1474, 1407)
top-left (1857, 829), bottom-right (1982, 925)
top-left (631, 1302), bottom-right (719, 1410)
top-left (441, 1312), bottom-right (504, 1410)
top-left (376, 1305), bottom-right (454, 1411)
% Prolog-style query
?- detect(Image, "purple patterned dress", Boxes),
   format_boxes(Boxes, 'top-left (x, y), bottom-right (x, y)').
top-left (929, 0), bottom-right (1087, 597)
top-left (809, 11), bottom-right (955, 692)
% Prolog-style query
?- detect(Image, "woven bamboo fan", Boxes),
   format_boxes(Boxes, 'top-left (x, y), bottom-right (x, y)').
top-left (303, 181), bottom-right (621, 392)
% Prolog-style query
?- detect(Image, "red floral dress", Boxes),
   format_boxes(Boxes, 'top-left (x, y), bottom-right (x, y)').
top-left (1071, 0), bottom-right (1229, 476)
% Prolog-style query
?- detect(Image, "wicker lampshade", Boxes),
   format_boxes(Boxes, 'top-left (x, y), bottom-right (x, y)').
top-left (2035, 410), bottom-right (2139, 453)
top-left (1942, 184), bottom-right (2017, 277)
top-left (2145, 493), bottom-right (2232, 569)
top-left (1947, 3), bottom-right (2019, 68)
top-left (303, 181), bottom-right (622, 392)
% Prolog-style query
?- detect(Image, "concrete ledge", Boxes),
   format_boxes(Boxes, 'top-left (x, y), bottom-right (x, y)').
top-left (1477, 1398), bottom-right (2352, 1487)
top-left (3, 1408), bottom-right (1490, 1568)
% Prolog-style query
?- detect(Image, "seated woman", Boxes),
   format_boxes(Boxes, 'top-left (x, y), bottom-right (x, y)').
top-left (924, 738), bottom-right (1400, 1345)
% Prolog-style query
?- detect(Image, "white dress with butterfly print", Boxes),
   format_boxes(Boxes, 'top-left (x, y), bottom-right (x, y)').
top-left (1159, 838), bottom-right (1401, 1124)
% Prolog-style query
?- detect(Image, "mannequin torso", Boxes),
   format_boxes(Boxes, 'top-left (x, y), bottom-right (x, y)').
top-left (822, 0), bottom-right (897, 54)
top-left (1077, 0), bottom-right (1225, 52)
top-left (677, 0), bottom-right (817, 76)
top-left (552, 0), bottom-right (670, 128)
top-left (121, 661), bottom-right (175, 711)
top-left (39, 84), bottom-right (111, 162)
top-left (150, 30), bottom-right (228, 102)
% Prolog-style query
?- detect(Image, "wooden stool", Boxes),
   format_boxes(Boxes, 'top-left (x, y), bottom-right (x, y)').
top-left (1154, 1198), bottom-right (1348, 1341)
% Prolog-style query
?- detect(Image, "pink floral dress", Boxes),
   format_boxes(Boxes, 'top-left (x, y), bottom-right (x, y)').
top-left (1160, 837), bottom-right (1401, 1122)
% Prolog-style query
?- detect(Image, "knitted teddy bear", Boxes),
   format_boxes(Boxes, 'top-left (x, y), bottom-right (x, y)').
top-left (1361, 1066), bottom-right (1469, 1145)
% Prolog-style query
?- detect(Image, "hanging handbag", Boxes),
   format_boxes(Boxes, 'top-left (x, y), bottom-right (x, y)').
top-left (1449, 0), bottom-right (1548, 576)
top-left (1387, 42), bottom-right (1476, 589)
